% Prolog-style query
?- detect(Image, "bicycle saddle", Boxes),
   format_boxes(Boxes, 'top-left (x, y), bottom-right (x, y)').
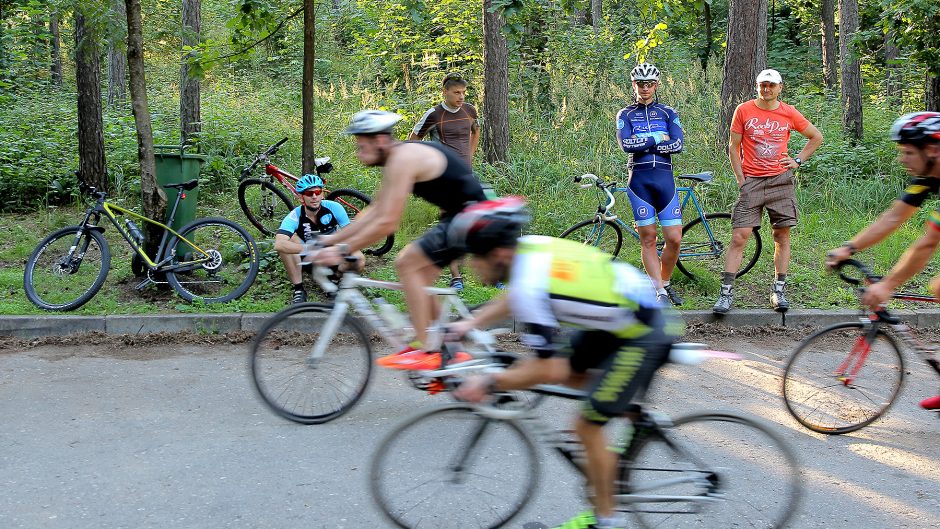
top-left (163, 179), bottom-right (199, 190)
top-left (678, 172), bottom-right (713, 183)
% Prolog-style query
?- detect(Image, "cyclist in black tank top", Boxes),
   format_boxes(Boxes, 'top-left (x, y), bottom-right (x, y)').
top-left (314, 110), bottom-right (488, 368)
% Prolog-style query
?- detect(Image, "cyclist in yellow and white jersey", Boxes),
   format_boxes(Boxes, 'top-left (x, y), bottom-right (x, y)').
top-left (448, 197), bottom-right (680, 529)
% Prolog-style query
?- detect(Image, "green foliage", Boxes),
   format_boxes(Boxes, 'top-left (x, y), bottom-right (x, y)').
top-left (879, 0), bottom-right (940, 76)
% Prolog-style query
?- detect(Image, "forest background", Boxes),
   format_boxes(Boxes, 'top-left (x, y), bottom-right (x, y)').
top-left (1, 0), bottom-right (939, 314)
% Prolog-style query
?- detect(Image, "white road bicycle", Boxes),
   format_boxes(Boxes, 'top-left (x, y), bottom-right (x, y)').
top-left (249, 258), bottom-right (504, 424)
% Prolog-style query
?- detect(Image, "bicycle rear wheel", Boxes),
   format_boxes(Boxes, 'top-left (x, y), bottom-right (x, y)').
top-left (371, 404), bottom-right (538, 529)
top-left (327, 188), bottom-right (395, 256)
top-left (675, 213), bottom-right (761, 280)
top-left (250, 303), bottom-right (372, 424)
top-left (238, 178), bottom-right (293, 236)
top-left (560, 218), bottom-right (624, 258)
top-left (620, 412), bottom-right (802, 529)
top-left (165, 218), bottom-right (259, 303)
top-left (23, 226), bottom-right (111, 311)
top-left (782, 322), bottom-right (904, 434)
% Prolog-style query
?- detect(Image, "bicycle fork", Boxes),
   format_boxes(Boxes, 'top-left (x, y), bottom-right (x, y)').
top-left (305, 301), bottom-right (350, 367)
top-left (835, 326), bottom-right (879, 386)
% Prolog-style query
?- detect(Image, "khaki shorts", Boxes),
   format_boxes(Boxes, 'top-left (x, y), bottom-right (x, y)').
top-left (731, 170), bottom-right (797, 229)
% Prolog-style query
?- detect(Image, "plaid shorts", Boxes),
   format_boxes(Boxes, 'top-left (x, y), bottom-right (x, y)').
top-left (731, 169), bottom-right (798, 229)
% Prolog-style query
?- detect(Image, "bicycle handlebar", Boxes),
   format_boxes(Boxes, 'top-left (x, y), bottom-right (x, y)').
top-left (240, 138), bottom-right (290, 179)
top-left (829, 258), bottom-right (881, 286)
top-left (572, 174), bottom-right (618, 221)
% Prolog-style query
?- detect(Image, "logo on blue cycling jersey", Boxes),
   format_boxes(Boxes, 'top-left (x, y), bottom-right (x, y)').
top-left (321, 213), bottom-right (333, 225)
top-left (617, 119), bottom-right (625, 130)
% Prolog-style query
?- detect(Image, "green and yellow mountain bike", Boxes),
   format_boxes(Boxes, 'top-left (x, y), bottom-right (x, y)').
top-left (24, 180), bottom-right (260, 311)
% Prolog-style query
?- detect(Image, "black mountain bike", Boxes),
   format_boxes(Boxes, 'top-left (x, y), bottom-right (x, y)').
top-left (24, 180), bottom-right (259, 311)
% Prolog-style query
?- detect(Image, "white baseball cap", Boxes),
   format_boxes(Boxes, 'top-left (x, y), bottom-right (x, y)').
top-left (756, 69), bottom-right (783, 84)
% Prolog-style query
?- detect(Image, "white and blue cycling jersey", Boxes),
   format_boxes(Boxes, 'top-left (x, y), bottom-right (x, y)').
top-left (616, 102), bottom-right (685, 227)
top-left (276, 201), bottom-right (350, 242)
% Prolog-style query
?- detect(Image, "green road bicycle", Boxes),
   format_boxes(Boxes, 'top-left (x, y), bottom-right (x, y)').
top-left (561, 173), bottom-right (762, 280)
top-left (24, 180), bottom-right (260, 311)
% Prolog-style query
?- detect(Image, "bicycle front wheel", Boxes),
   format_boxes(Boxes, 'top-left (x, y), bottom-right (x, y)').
top-left (238, 178), bottom-right (294, 236)
top-left (675, 213), bottom-right (761, 280)
top-left (165, 218), bottom-right (259, 303)
top-left (560, 218), bottom-right (624, 258)
top-left (782, 322), bottom-right (904, 434)
top-left (621, 412), bottom-right (802, 529)
top-left (24, 226), bottom-right (111, 311)
top-left (371, 404), bottom-right (539, 529)
top-left (327, 188), bottom-right (395, 256)
top-left (250, 303), bottom-right (372, 424)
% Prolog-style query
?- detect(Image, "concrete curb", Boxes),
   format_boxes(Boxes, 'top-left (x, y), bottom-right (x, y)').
top-left (5, 308), bottom-right (940, 339)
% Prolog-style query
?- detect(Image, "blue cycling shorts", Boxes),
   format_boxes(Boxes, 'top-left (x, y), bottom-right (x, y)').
top-left (626, 170), bottom-right (681, 227)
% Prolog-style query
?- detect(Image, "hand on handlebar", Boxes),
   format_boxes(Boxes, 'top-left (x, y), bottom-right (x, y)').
top-left (825, 247), bottom-right (854, 269)
top-left (453, 374), bottom-right (493, 403)
top-left (861, 281), bottom-right (893, 312)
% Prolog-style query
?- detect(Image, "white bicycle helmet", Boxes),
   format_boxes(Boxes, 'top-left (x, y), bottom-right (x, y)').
top-left (630, 63), bottom-right (661, 82)
top-left (343, 110), bottom-right (403, 135)
top-left (448, 196), bottom-right (529, 255)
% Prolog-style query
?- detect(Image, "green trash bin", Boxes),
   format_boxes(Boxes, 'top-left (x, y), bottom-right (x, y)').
top-left (154, 145), bottom-right (206, 233)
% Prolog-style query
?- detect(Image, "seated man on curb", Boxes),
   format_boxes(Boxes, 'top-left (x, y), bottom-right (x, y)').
top-left (273, 174), bottom-right (364, 304)
top-left (826, 112), bottom-right (940, 410)
top-left (445, 198), bottom-right (680, 529)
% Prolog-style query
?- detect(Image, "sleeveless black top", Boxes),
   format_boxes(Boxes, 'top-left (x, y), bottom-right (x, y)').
top-left (404, 141), bottom-right (486, 218)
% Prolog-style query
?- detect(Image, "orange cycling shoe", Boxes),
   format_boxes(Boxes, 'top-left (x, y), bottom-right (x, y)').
top-left (377, 348), bottom-right (472, 370)
top-left (920, 395), bottom-right (940, 410)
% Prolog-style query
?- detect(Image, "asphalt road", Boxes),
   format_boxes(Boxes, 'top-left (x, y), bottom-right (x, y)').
top-left (1, 333), bottom-right (939, 529)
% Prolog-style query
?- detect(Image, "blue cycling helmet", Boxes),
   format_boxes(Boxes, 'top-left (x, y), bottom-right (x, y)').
top-left (295, 174), bottom-right (324, 193)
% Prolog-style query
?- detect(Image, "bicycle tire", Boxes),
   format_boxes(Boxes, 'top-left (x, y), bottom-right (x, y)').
top-left (24, 226), bottom-right (111, 311)
top-left (165, 217), bottom-right (260, 303)
top-left (238, 178), bottom-right (294, 236)
top-left (621, 411), bottom-right (802, 529)
top-left (782, 322), bottom-right (904, 434)
top-left (326, 188), bottom-right (395, 256)
top-left (675, 212), bottom-right (761, 280)
top-left (370, 404), bottom-right (539, 529)
top-left (250, 302), bottom-right (372, 424)
top-left (560, 218), bottom-right (624, 258)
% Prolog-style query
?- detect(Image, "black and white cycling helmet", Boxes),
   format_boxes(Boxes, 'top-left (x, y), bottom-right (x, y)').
top-left (890, 112), bottom-right (940, 145)
top-left (448, 196), bottom-right (529, 255)
top-left (630, 63), bottom-right (661, 82)
top-left (342, 110), bottom-right (403, 135)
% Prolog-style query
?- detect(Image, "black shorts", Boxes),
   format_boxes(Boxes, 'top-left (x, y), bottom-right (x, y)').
top-left (416, 218), bottom-right (465, 268)
top-left (566, 328), bottom-right (672, 425)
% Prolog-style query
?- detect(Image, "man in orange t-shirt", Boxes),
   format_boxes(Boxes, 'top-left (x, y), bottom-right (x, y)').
top-left (713, 69), bottom-right (823, 315)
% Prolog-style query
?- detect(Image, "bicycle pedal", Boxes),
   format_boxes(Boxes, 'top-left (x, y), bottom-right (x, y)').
top-left (135, 278), bottom-right (154, 291)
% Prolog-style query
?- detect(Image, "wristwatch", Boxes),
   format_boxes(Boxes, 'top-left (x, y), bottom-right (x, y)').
top-left (794, 156), bottom-right (803, 166)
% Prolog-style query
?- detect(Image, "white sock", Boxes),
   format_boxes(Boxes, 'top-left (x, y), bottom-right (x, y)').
top-left (597, 513), bottom-right (627, 529)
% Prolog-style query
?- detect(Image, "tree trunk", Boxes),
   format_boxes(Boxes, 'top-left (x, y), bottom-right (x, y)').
top-left (838, 0), bottom-right (863, 140)
top-left (699, 1), bottom-right (713, 73)
top-left (884, 30), bottom-right (901, 106)
top-left (718, 0), bottom-right (765, 147)
top-left (125, 0), bottom-right (164, 247)
top-left (107, 0), bottom-right (127, 106)
top-left (927, 74), bottom-right (940, 111)
top-left (483, 0), bottom-right (509, 164)
top-left (302, 0), bottom-right (316, 174)
top-left (180, 0), bottom-right (201, 146)
top-left (755, 0), bottom-right (768, 74)
top-left (50, 12), bottom-right (62, 87)
top-left (820, 0), bottom-right (837, 91)
top-left (75, 12), bottom-right (108, 192)
top-left (590, 0), bottom-right (602, 33)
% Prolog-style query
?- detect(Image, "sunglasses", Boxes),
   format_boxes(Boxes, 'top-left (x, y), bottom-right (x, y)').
top-left (301, 188), bottom-right (323, 197)
top-left (635, 81), bottom-right (657, 88)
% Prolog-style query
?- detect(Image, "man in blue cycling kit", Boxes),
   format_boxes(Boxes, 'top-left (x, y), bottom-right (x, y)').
top-left (616, 63), bottom-right (685, 306)
top-left (274, 174), bottom-right (364, 304)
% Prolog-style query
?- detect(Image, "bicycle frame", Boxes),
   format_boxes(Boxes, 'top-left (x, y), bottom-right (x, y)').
top-left (840, 305), bottom-right (940, 385)
top-left (303, 266), bottom-right (477, 363)
top-left (80, 192), bottom-right (213, 271)
top-left (465, 384), bottom-right (724, 508)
